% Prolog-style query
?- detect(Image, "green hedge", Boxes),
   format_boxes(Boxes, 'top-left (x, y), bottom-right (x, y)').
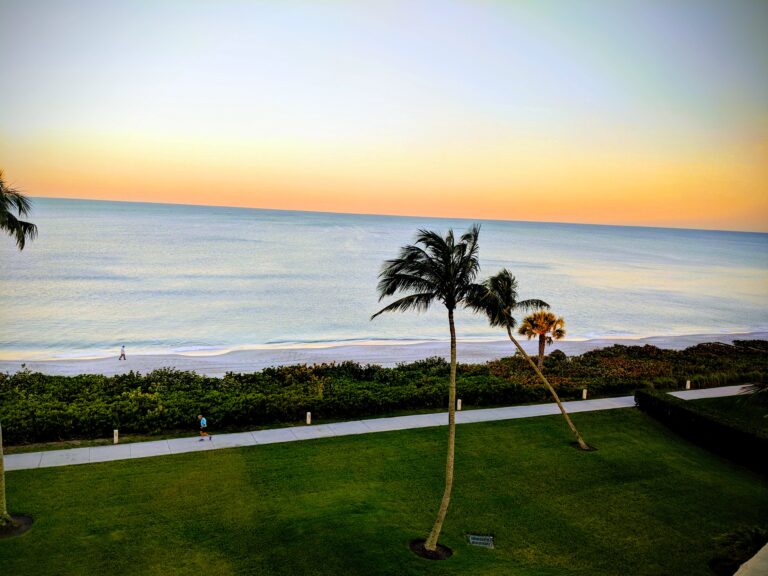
top-left (635, 389), bottom-right (768, 475)
top-left (0, 366), bottom-right (548, 444)
top-left (1, 341), bottom-right (766, 445)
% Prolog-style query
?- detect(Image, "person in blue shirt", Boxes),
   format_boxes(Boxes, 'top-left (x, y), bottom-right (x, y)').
top-left (198, 414), bottom-right (211, 441)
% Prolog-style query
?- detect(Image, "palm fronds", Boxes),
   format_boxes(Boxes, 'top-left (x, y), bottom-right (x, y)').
top-left (465, 268), bottom-right (549, 329)
top-left (518, 310), bottom-right (566, 341)
top-left (0, 170), bottom-right (37, 250)
top-left (372, 224), bottom-right (481, 316)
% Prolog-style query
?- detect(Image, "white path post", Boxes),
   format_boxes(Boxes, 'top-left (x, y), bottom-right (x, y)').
top-left (306, 412), bottom-right (311, 425)
top-left (582, 388), bottom-right (588, 400)
top-left (457, 399), bottom-right (462, 411)
top-left (685, 380), bottom-right (691, 390)
top-left (113, 429), bottom-right (119, 444)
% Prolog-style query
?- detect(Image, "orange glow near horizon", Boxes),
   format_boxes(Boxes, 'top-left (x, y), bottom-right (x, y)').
top-left (3, 128), bottom-right (767, 232)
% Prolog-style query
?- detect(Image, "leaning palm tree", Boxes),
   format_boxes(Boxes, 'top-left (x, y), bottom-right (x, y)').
top-left (0, 170), bottom-right (38, 250)
top-left (372, 224), bottom-right (481, 554)
top-left (467, 271), bottom-right (591, 451)
top-left (518, 310), bottom-right (566, 370)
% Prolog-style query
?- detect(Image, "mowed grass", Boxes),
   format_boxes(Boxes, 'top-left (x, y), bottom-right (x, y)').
top-left (2, 409), bottom-right (767, 576)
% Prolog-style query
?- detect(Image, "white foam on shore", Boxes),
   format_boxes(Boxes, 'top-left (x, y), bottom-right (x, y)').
top-left (6, 329), bottom-right (764, 363)
top-left (0, 331), bottom-right (765, 378)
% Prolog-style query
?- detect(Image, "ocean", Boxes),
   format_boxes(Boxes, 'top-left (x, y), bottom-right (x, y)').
top-left (1, 198), bottom-right (767, 361)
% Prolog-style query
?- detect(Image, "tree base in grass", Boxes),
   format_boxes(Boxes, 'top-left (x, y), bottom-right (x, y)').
top-left (409, 538), bottom-right (453, 560)
top-left (0, 515), bottom-right (34, 539)
top-left (571, 441), bottom-right (598, 451)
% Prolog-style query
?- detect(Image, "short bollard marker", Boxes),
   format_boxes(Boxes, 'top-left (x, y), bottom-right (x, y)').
top-left (685, 380), bottom-right (691, 390)
top-left (582, 388), bottom-right (588, 400)
top-left (306, 412), bottom-right (311, 425)
top-left (113, 429), bottom-right (119, 444)
top-left (457, 399), bottom-right (462, 411)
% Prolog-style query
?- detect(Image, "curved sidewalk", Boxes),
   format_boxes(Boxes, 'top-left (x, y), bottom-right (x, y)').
top-left (5, 385), bottom-right (747, 472)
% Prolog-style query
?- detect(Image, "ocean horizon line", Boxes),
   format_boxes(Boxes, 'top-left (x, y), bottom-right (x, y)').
top-left (27, 195), bottom-right (768, 236)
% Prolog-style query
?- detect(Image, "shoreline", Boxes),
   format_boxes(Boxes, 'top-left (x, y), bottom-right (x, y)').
top-left (1, 331), bottom-right (765, 378)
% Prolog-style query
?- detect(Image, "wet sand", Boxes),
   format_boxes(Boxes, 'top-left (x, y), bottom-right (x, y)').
top-left (1, 331), bottom-right (765, 377)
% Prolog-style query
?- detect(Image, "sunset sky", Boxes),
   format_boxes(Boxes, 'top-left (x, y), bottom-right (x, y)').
top-left (1, 0), bottom-right (766, 231)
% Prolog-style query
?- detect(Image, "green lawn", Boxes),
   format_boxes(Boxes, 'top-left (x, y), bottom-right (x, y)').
top-left (1, 409), bottom-right (766, 575)
top-left (691, 395), bottom-right (768, 434)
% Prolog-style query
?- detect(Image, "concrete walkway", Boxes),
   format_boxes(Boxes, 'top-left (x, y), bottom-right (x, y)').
top-left (735, 542), bottom-right (768, 576)
top-left (5, 385), bottom-right (749, 472)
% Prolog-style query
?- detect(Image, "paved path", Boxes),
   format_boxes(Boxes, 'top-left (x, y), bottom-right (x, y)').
top-left (735, 542), bottom-right (768, 576)
top-left (5, 385), bottom-right (748, 472)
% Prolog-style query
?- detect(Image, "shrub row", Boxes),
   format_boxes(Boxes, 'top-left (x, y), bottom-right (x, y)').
top-left (1, 341), bottom-right (765, 445)
top-left (634, 389), bottom-right (768, 475)
top-left (0, 368), bottom-right (552, 443)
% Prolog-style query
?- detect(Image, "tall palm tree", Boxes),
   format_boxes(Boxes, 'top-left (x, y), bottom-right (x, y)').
top-left (372, 224), bottom-right (481, 553)
top-left (467, 271), bottom-right (591, 451)
top-left (518, 310), bottom-right (566, 370)
top-left (0, 170), bottom-right (38, 250)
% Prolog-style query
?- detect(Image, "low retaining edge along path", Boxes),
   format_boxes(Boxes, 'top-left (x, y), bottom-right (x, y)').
top-left (5, 385), bottom-right (748, 472)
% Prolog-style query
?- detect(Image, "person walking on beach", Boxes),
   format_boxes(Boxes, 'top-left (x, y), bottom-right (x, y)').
top-left (118, 345), bottom-right (126, 361)
top-left (198, 414), bottom-right (211, 441)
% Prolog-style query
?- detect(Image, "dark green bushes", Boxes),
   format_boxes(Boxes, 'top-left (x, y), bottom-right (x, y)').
top-left (1, 342), bottom-right (766, 445)
top-left (635, 389), bottom-right (768, 475)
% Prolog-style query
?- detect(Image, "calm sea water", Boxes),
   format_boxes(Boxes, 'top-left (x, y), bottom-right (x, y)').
top-left (1, 198), bottom-right (767, 360)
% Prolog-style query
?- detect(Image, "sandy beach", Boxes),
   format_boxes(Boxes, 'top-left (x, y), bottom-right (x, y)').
top-left (1, 331), bottom-right (765, 378)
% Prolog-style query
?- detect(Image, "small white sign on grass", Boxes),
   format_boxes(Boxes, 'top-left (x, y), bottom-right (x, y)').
top-left (467, 534), bottom-right (494, 548)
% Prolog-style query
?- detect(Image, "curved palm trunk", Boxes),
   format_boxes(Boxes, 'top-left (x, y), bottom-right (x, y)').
top-left (0, 422), bottom-right (13, 526)
top-left (508, 328), bottom-right (590, 451)
top-left (537, 334), bottom-right (546, 369)
top-left (425, 309), bottom-right (457, 551)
